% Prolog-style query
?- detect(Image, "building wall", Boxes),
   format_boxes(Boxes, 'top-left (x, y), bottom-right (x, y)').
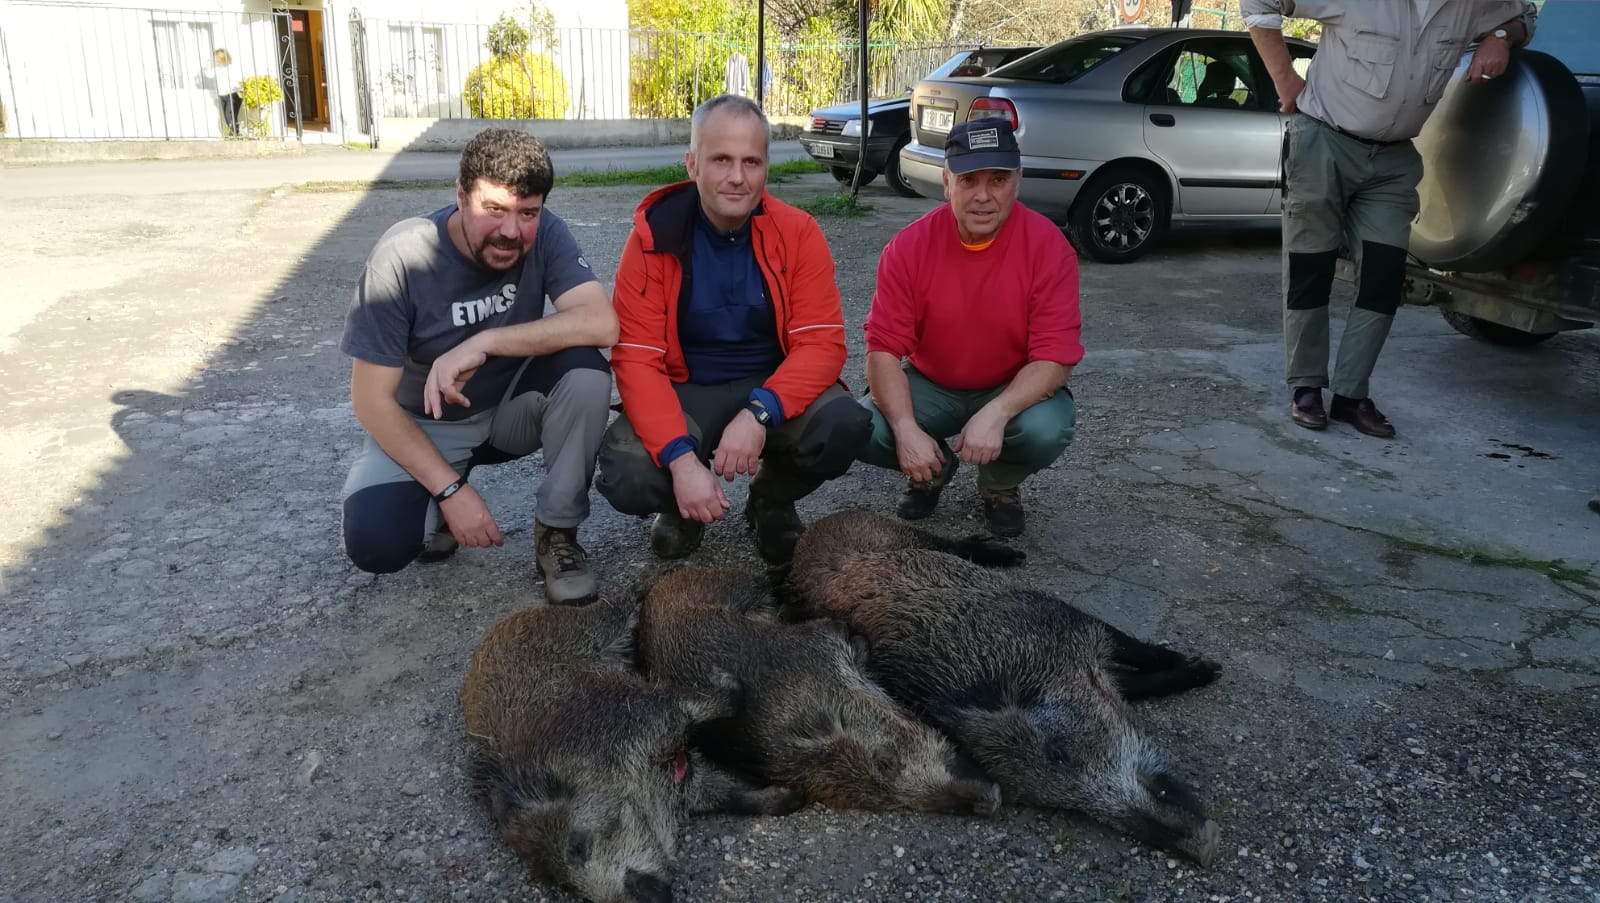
top-left (0, 0), bottom-right (632, 142)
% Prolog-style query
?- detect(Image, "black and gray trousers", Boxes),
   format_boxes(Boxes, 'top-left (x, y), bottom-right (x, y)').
top-left (1281, 113), bottom-right (1423, 400)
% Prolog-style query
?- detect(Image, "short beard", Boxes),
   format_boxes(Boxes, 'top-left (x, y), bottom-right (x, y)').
top-left (459, 214), bottom-right (523, 271)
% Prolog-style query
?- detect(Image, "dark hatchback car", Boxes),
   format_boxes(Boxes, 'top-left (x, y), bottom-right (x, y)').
top-left (800, 45), bottom-right (1042, 196)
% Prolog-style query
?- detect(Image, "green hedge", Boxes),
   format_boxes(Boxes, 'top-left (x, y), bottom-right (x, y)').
top-left (463, 54), bottom-right (569, 119)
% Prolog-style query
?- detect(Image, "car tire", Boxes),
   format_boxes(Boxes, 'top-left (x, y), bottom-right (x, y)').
top-left (830, 165), bottom-right (878, 187)
top-left (1067, 166), bottom-right (1169, 264)
top-left (884, 138), bottom-right (920, 198)
top-left (1440, 310), bottom-right (1557, 347)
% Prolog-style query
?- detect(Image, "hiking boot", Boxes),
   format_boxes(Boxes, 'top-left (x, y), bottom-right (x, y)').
top-left (895, 452), bottom-right (959, 521)
top-left (417, 524), bottom-right (459, 563)
top-left (978, 484), bottom-right (1025, 539)
top-left (745, 493), bottom-right (806, 565)
top-left (649, 510), bottom-right (705, 560)
top-left (535, 522), bottom-right (597, 606)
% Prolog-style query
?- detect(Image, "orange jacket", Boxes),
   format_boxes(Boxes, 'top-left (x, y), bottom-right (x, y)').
top-left (612, 182), bottom-right (848, 466)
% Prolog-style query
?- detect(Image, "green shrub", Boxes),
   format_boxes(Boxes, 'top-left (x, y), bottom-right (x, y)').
top-left (237, 75), bottom-right (284, 137)
top-left (463, 54), bottom-right (569, 119)
top-left (239, 75), bottom-right (283, 111)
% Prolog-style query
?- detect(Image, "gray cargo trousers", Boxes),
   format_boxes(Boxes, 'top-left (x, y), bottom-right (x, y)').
top-left (1281, 114), bottom-right (1423, 399)
top-left (340, 347), bottom-right (611, 574)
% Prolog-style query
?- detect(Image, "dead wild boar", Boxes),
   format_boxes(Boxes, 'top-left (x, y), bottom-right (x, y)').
top-left (637, 566), bottom-right (1000, 816)
top-left (787, 511), bottom-right (1223, 866)
top-left (462, 594), bottom-right (802, 903)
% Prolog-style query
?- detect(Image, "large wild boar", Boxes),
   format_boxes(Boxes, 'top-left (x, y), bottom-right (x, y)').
top-left (787, 510), bottom-right (1223, 866)
top-left (637, 566), bottom-right (1000, 816)
top-left (462, 593), bottom-right (802, 903)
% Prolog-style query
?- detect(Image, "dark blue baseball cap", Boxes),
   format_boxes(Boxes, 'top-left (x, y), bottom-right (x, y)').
top-left (944, 119), bottom-right (1021, 174)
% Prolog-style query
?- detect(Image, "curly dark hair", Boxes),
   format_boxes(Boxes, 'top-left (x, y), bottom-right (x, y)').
top-left (458, 128), bottom-right (554, 199)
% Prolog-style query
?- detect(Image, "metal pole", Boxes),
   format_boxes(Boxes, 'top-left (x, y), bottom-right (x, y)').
top-left (851, 0), bottom-right (867, 197)
top-left (756, 0), bottom-right (765, 109)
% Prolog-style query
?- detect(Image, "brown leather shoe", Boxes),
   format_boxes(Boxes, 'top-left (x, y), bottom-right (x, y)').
top-left (1290, 388), bottom-right (1327, 431)
top-left (1329, 395), bottom-right (1396, 439)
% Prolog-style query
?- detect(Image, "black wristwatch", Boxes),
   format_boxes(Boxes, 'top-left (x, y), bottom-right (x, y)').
top-left (432, 476), bottom-right (466, 503)
top-left (744, 401), bottom-right (773, 427)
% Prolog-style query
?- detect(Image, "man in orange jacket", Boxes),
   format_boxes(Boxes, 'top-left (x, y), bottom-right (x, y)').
top-left (597, 94), bottom-right (872, 564)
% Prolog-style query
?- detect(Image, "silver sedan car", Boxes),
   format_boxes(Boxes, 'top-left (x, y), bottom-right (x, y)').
top-left (900, 28), bottom-right (1318, 262)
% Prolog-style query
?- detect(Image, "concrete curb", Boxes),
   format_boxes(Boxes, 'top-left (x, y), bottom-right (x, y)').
top-left (0, 139), bottom-right (313, 166)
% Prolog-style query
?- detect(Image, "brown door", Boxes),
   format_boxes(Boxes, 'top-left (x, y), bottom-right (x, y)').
top-left (275, 9), bottom-right (330, 128)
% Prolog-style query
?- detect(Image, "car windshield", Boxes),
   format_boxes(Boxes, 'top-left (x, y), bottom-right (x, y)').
top-left (989, 34), bottom-right (1139, 84)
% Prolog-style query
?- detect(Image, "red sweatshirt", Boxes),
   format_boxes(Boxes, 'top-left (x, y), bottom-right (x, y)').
top-left (864, 202), bottom-right (1083, 390)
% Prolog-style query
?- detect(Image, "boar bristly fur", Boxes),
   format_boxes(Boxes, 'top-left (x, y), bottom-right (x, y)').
top-left (463, 594), bottom-right (801, 903)
top-left (788, 512), bottom-right (1222, 866)
top-left (638, 567), bottom-right (1001, 817)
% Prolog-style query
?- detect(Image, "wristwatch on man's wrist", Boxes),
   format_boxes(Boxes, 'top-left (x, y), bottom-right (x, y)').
top-left (1491, 28), bottom-right (1508, 40)
top-left (433, 476), bottom-right (466, 503)
top-left (743, 401), bottom-right (774, 427)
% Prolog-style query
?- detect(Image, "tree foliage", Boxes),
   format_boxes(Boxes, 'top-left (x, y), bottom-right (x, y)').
top-left (465, 12), bottom-right (569, 119)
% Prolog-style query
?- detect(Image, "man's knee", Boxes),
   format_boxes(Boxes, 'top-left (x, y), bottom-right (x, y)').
top-left (596, 430), bottom-right (670, 517)
top-left (1353, 241), bottom-right (1406, 316)
top-left (512, 346), bottom-right (611, 398)
top-left (342, 483), bottom-right (429, 574)
top-left (798, 394), bottom-right (874, 477)
top-left (1005, 393), bottom-right (1077, 464)
top-left (1287, 249), bottom-right (1339, 311)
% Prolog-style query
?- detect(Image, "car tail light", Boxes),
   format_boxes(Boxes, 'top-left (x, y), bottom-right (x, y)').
top-left (809, 116), bottom-right (827, 132)
top-left (968, 97), bottom-right (1018, 131)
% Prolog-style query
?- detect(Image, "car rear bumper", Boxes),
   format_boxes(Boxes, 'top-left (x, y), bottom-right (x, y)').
top-left (800, 135), bottom-right (899, 170)
top-left (901, 140), bottom-right (1100, 223)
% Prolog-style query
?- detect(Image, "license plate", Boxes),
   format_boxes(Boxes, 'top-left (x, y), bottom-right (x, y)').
top-left (811, 142), bottom-right (834, 158)
top-left (920, 107), bottom-right (954, 132)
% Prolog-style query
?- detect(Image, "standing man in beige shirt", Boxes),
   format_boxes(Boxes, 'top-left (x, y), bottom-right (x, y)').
top-left (1245, 0), bottom-right (1537, 438)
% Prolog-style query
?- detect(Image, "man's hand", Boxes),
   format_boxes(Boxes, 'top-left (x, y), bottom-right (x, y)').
top-left (1466, 36), bottom-right (1511, 84)
top-left (423, 340), bottom-right (487, 420)
top-left (1275, 71), bottom-right (1306, 113)
top-left (670, 456), bottom-right (731, 523)
top-left (893, 422), bottom-right (947, 484)
top-left (712, 409), bottom-right (766, 482)
top-left (438, 485), bottom-right (504, 548)
top-left (954, 405), bottom-right (1008, 467)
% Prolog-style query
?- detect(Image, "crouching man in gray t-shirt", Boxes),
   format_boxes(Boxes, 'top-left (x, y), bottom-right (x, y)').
top-left (339, 128), bottom-right (618, 604)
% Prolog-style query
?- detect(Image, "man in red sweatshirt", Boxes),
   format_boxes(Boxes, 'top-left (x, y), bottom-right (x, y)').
top-left (859, 119), bottom-right (1083, 538)
top-left (597, 95), bottom-right (872, 564)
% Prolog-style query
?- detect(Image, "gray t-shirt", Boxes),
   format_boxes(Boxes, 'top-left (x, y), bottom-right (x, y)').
top-left (341, 205), bottom-right (600, 420)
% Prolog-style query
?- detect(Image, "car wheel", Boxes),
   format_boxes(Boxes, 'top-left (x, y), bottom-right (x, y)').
top-left (1440, 310), bottom-right (1557, 347)
top-left (830, 165), bottom-right (878, 187)
top-left (884, 138), bottom-right (920, 198)
top-left (1067, 166), bottom-right (1169, 264)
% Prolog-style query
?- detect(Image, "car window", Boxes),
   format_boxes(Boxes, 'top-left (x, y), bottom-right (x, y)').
top-left (1290, 43), bottom-right (1315, 79)
top-left (990, 35), bottom-right (1140, 84)
top-left (941, 46), bottom-right (1045, 78)
top-left (1145, 40), bottom-right (1263, 110)
top-left (927, 51), bottom-right (981, 80)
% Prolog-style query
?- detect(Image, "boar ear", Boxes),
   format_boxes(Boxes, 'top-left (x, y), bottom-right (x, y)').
top-left (849, 634), bottom-right (873, 669)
